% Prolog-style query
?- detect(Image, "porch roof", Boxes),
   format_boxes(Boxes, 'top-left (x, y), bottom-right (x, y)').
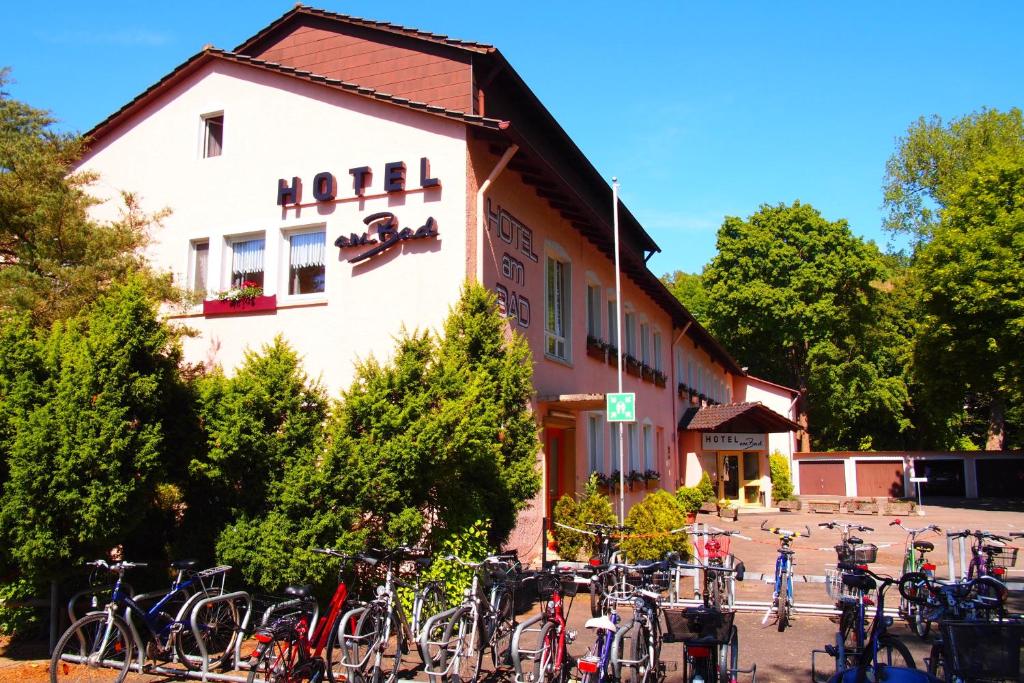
top-left (536, 393), bottom-right (606, 411)
top-left (678, 401), bottom-right (800, 433)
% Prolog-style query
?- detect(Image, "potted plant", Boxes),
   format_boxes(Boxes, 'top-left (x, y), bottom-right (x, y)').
top-left (203, 280), bottom-right (277, 316)
top-left (586, 335), bottom-right (608, 361)
top-left (594, 471), bottom-right (614, 492)
top-left (675, 485), bottom-right (705, 524)
top-left (769, 452), bottom-right (801, 511)
top-left (641, 363), bottom-right (655, 382)
top-left (608, 469), bottom-right (622, 491)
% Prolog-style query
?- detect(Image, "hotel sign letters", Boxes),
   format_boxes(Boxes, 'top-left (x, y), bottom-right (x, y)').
top-left (488, 200), bottom-right (534, 328)
top-left (701, 433), bottom-right (766, 451)
top-left (335, 211), bottom-right (438, 263)
top-left (277, 157), bottom-right (440, 206)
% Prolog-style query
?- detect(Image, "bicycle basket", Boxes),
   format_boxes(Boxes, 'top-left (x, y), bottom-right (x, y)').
top-left (695, 536), bottom-right (731, 562)
top-left (536, 572), bottom-right (579, 599)
top-left (941, 620), bottom-right (1023, 680)
top-left (987, 545), bottom-right (1019, 569)
top-left (825, 568), bottom-right (844, 601)
top-left (835, 543), bottom-right (878, 564)
top-left (662, 607), bottom-right (734, 645)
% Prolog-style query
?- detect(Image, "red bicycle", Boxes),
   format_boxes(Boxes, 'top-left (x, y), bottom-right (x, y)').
top-left (512, 568), bottom-right (578, 683)
top-left (246, 549), bottom-right (369, 683)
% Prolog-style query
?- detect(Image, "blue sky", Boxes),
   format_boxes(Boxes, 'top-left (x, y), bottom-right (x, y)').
top-left (5, 2), bottom-right (1022, 275)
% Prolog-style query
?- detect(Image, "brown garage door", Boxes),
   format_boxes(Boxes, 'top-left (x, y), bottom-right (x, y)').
top-left (855, 461), bottom-right (905, 498)
top-left (799, 461), bottom-right (846, 496)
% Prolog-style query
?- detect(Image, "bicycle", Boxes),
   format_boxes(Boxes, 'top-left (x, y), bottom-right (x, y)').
top-left (441, 553), bottom-right (521, 683)
top-left (812, 563), bottom-right (916, 682)
top-left (577, 566), bottom-right (627, 683)
top-left (690, 529), bottom-right (744, 608)
top-left (890, 518), bottom-right (941, 637)
top-left (511, 568), bottom-right (579, 683)
top-left (50, 559), bottom-right (238, 683)
top-left (760, 520), bottom-right (810, 632)
top-left (819, 521), bottom-right (877, 657)
top-left (340, 547), bottom-right (448, 683)
top-left (949, 529), bottom-right (1016, 581)
top-left (825, 566), bottom-right (935, 683)
top-left (612, 562), bottom-right (667, 683)
top-left (246, 548), bottom-right (370, 683)
top-left (668, 561), bottom-right (752, 683)
top-left (583, 522), bottom-right (628, 618)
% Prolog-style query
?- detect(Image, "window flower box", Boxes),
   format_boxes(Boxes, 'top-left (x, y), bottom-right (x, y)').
top-left (625, 355), bottom-right (642, 377)
top-left (586, 336), bottom-right (607, 362)
top-left (641, 364), bottom-right (655, 383)
top-left (643, 469), bottom-right (660, 488)
top-left (203, 294), bottom-right (277, 316)
top-left (626, 469), bottom-right (644, 490)
top-left (606, 346), bottom-right (619, 369)
top-left (654, 371), bottom-right (667, 388)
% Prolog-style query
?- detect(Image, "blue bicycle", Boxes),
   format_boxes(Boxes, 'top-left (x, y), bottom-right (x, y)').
top-left (50, 559), bottom-right (238, 682)
top-left (760, 520), bottom-right (810, 632)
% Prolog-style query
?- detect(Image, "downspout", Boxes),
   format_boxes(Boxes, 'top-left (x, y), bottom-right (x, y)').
top-left (475, 144), bottom-right (519, 283)
top-left (671, 321), bottom-right (693, 488)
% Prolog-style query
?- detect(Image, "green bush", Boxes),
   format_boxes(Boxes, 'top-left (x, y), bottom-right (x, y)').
top-left (675, 486), bottom-right (705, 514)
top-left (398, 520), bottom-right (491, 615)
top-left (698, 471), bottom-right (716, 502)
top-left (769, 452), bottom-right (795, 501)
top-left (552, 474), bottom-right (616, 560)
top-left (621, 490), bottom-right (692, 562)
top-left (0, 578), bottom-right (40, 636)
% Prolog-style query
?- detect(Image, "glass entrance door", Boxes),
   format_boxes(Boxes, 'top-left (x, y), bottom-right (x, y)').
top-left (720, 453), bottom-right (740, 500)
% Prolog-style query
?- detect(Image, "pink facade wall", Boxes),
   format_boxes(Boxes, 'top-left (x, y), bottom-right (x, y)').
top-left (77, 61), bottom-right (470, 395)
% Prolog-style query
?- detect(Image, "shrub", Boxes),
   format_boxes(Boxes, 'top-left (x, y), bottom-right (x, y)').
top-left (675, 486), bottom-right (705, 514)
top-left (698, 471), bottom-right (716, 502)
top-left (0, 578), bottom-right (40, 636)
top-left (769, 452), bottom-right (795, 501)
top-left (399, 520), bottom-right (491, 615)
top-left (552, 473), bottom-right (616, 560)
top-left (621, 490), bottom-right (691, 562)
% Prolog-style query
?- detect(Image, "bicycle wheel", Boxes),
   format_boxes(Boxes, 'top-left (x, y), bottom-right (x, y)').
top-left (51, 612), bottom-right (133, 683)
top-left (627, 623), bottom-right (654, 683)
top-left (413, 582), bottom-right (447, 637)
top-left (489, 590), bottom-right (515, 669)
top-left (246, 635), bottom-right (299, 683)
top-left (445, 606), bottom-right (482, 683)
top-left (876, 635), bottom-right (915, 671)
top-left (415, 583), bottom-right (448, 669)
top-left (776, 574), bottom-right (790, 632)
top-left (591, 572), bottom-right (614, 617)
top-left (175, 590), bottom-right (240, 671)
top-left (926, 639), bottom-right (950, 682)
top-left (355, 604), bottom-right (404, 683)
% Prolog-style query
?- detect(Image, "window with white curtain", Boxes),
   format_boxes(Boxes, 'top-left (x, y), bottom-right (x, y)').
top-left (586, 284), bottom-right (601, 339)
top-left (624, 312), bottom-right (636, 356)
top-left (288, 230), bottom-right (325, 295)
top-left (588, 414), bottom-right (604, 473)
top-left (545, 255), bottom-right (570, 360)
top-left (230, 236), bottom-right (265, 288)
top-left (610, 423), bottom-right (621, 475)
top-left (643, 423), bottom-right (654, 470)
top-left (627, 423), bottom-right (639, 471)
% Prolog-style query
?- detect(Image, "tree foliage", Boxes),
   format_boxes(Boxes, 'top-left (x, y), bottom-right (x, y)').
top-left (913, 154), bottom-right (1024, 450)
top-left (0, 69), bottom-right (176, 328)
top-left (884, 108), bottom-right (1024, 243)
top-left (552, 474), bottom-right (616, 560)
top-left (703, 201), bottom-right (911, 450)
top-left (661, 270), bottom-right (709, 326)
top-left (0, 280), bottom-right (184, 579)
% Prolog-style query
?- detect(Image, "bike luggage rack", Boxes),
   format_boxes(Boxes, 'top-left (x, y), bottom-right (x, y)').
top-left (420, 606), bottom-right (460, 683)
top-left (510, 612), bottom-right (556, 683)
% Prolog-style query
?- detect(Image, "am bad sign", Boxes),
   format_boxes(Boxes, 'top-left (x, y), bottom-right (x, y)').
top-left (276, 157), bottom-right (440, 206)
top-left (701, 433), bottom-right (767, 451)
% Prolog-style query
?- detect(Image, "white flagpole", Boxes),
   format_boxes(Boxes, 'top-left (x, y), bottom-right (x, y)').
top-left (613, 177), bottom-right (625, 525)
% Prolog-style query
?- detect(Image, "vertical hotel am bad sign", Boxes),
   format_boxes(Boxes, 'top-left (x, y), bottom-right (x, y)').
top-left (701, 433), bottom-right (766, 451)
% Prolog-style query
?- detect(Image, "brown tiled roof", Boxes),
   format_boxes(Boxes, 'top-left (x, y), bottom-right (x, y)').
top-left (234, 5), bottom-right (496, 55)
top-left (83, 47), bottom-right (507, 143)
top-left (678, 402), bottom-right (800, 433)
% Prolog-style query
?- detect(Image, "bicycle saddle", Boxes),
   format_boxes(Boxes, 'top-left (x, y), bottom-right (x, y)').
top-left (842, 573), bottom-right (876, 592)
top-left (284, 584), bottom-right (313, 598)
top-left (780, 548), bottom-right (795, 556)
top-left (847, 536), bottom-right (864, 546)
top-left (636, 559), bottom-right (666, 572)
top-left (171, 559), bottom-right (199, 570)
top-left (913, 541), bottom-right (934, 553)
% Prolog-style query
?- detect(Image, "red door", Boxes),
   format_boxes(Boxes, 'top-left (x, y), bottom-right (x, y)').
top-left (545, 428), bottom-right (574, 520)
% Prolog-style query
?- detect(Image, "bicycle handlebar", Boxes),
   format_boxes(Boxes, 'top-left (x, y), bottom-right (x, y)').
top-left (761, 520), bottom-right (811, 538)
top-left (947, 529), bottom-right (1011, 543)
top-left (818, 520), bottom-right (873, 532)
top-left (888, 519), bottom-right (940, 534)
top-left (86, 560), bottom-right (147, 572)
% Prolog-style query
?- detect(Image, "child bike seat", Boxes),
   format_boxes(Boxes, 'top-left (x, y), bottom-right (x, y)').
top-left (842, 573), bottom-right (876, 592)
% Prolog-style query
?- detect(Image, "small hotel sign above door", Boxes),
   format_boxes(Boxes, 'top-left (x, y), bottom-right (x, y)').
top-left (702, 433), bottom-right (766, 451)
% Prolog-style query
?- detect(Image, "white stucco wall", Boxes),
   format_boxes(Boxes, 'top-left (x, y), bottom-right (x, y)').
top-left (736, 376), bottom-right (798, 460)
top-left (77, 61), bottom-right (470, 395)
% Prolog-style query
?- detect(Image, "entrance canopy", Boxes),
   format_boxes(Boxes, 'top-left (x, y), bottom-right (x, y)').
top-left (678, 401), bottom-right (799, 433)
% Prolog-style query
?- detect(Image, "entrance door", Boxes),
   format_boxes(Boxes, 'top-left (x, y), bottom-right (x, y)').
top-left (719, 453), bottom-right (740, 501)
top-left (545, 428), bottom-right (575, 520)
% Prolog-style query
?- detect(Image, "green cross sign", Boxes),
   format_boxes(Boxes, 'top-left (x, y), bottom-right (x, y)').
top-left (606, 392), bottom-right (636, 422)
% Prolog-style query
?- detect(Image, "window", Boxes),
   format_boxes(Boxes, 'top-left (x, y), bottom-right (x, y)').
top-left (287, 230), bottom-right (325, 295)
top-left (230, 236), bottom-right (265, 289)
top-left (203, 113), bottom-right (223, 158)
top-left (610, 423), bottom-right (621, 474)
top-left (624, 312), bottom-right (636, 356)
top-left (545, 255), bottom-right (571, 360)
top-left (588, 414), bottom-right (604, 474)
top-left (190, 240), bottom-right (209, 296)
top-left (586, 284), bottom-right (602, 339)
top-left (607, 299), bottom-right (619, 349)
top-left (627, 423), bottom-right (639, 472)
top-left (640, 322), bottom-right (650, 365)
top-left (654, 332), bottom-right (663, 372)
top-left (643, 423), bottom-right (654, 471)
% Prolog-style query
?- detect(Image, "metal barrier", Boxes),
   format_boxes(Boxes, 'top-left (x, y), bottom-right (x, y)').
top-left (510, 612), bottom-right (554, 683)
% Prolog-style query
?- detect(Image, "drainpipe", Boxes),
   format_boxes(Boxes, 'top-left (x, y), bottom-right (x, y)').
top-left (671, 321), bottom-right (693, 488)
top-left (475, 144), bottom-right (519, 283)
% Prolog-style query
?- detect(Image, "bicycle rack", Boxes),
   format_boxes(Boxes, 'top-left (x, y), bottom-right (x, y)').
top-left (192, 590), bottom-right (253, 683)
top-left (510, 612), bottom-right (554, 683)
top-left (336, 604), bottom-right (374, 673)
top-left (419, 606), bottom-right (460, 682)
top-left (946, 530), bottom-right (970, 581)
top-left (609, 620), bottom-right (639, 680)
